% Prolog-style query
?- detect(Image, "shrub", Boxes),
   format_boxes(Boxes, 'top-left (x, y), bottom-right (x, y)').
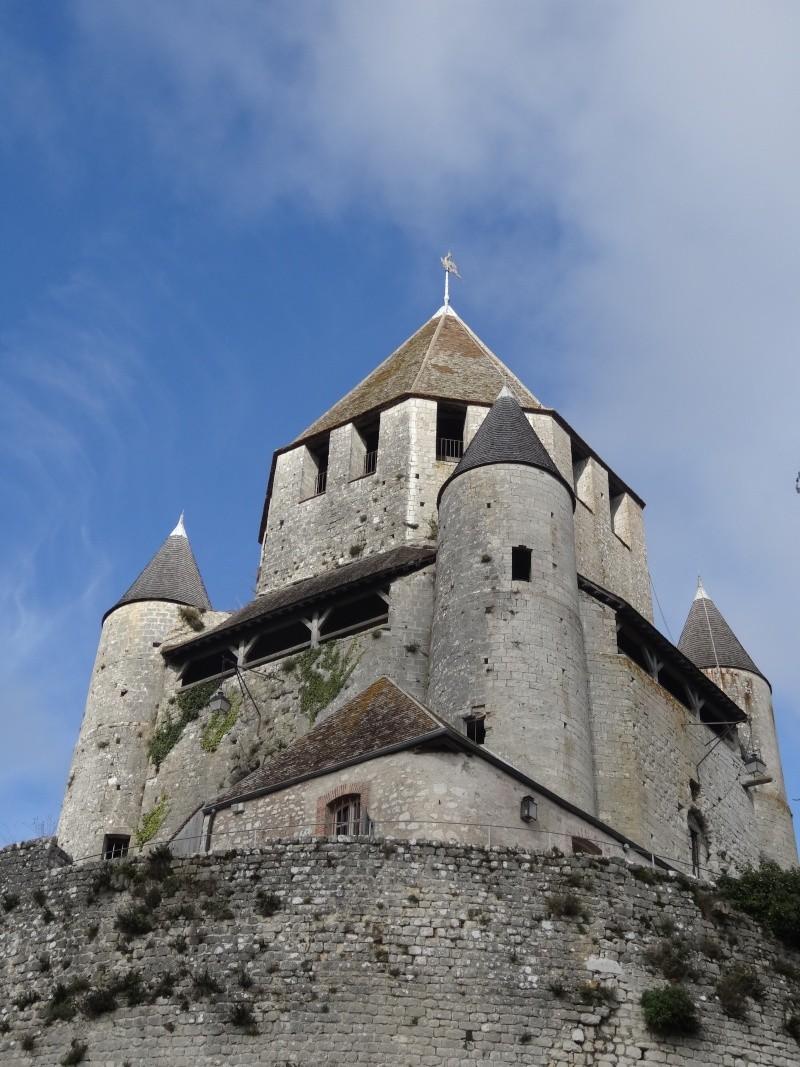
top-left (178, 605), bottom-right (205, 632)
top-left (547, 893), bottom-right (581, 918)
top-left (21, 1034), bottom-right (35, 1051)
top-left (115, 905), bottom-right (153, 938)
top-left (787, 1014), bottom-right (800, 1043)
top-left (717, 862), bottom-right (800, 949)
top-left (716, 964), bottom-right (763, 1019)
top-left (144, 844), bottom-right (174, 881)
top-left (2, 893), bottom-right (19, 912)
top-left (229, 1002), bottom-right (257, 1033)
top-left (192, 968), bottom-right (221, 997)
top-left (645, 939), bottom-right (695, 982)
top-left (577, 982), bottom-right (617, 1006)
top-left (60, 1039), bottom-right (88, 1065)
top-left (256, 889), bottom-right (282, 917)
top-left (641, 985), bottom-right (700, 1036)
top-left (81, 986), bottom-right (117, 1017)
top-left (12, 991), bottom-right (39, 1010)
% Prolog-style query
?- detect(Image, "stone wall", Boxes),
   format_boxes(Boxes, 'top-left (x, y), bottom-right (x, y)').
top-left (136, 569), bottom-right (436, 849)
top-left (580, 594), bottom-right (765, 878)
top-left (1, 837), bottom-right (799, 1066)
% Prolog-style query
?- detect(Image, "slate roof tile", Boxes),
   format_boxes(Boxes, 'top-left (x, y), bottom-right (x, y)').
top-left (213, 677), bottom-right (443, 807)
top-left (296, 309), bottom-right (540, 442)
top-left (107, 527), bottom-right (211, 621)
top-left (678, 587), bottom-right (764, 680)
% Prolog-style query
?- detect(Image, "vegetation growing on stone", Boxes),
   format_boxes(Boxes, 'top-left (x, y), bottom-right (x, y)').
top-left (644, 938), bottom-right (695, 982)
top-left (201, 692), bottom-right (240, 753)
top-left (178, 605), bottom-right (206, 632)
top-left (115, 905), bottom-right (154, 938)
top-left (1, 893), bottom-right (19, 912)
top-left (255, 890), bottom-right (281, 917)
top-left (640, 984), bottom-right (700, 1036)
top-left (135, 794), bottom-right (168, 847)
top-left (148, 680), bottom-right (218, 767)
top-left (717, 862), bottom-right (800, 949)
top-left (716, 963), bottom-right (764, 1019)
top-left (60, 1038), bottom-right (88, 1065)
top-left (294, 639), bottom-right (361, 723)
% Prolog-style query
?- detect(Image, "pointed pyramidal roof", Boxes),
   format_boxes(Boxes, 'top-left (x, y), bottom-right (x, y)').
top-left (105, 515), bottom-right (211, 621)
top-left (295, 306), bottom-right (541, 442)
top-left (677, 578), bottom-right (764, 681)
top-left (438, 387), bottom-right (573, 503)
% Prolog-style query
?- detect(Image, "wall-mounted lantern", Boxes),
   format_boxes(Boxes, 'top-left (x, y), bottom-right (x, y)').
top-left (520, 795), bottom-right (538, 823)
top-left (744, 752), bottom-right (766, 777)
top-left (209, 689), bottom-right (231, 715)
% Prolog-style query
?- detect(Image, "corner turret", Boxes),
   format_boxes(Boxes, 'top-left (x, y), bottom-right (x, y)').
top-left (429, 390), bottom-right (596, 813)
top-left (678, 579), bottom-right (797, 867)
top-left (57, 518), bottom-right (212, 861)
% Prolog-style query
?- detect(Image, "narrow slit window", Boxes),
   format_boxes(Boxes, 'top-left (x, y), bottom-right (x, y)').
top-left (511, 546), bottom-right (532, 582)
top-left (464, 715), bottom-right (486, 745)
top-left (354, 419), bottom-right (380, 477)
top-left (436, 403), bottom-right (466, 462)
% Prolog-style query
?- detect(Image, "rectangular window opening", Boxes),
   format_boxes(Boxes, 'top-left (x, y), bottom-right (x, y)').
top-left (436, 403), bottom-right (466, 462)
top-left (102, 834), bottom-right (130, 861)
top-left (464, 715), bottom-right (486, 745)
top-left (511, 546), bottom-right (532, 582)
top-left (351, 418), bottom-right (380, 479)
top-left (302, 436), bottom-right (330, 498)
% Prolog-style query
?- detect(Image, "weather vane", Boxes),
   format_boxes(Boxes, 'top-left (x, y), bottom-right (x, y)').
top-left (441, 251), bottom-right (462, 308)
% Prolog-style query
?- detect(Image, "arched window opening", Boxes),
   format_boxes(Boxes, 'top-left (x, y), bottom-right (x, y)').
top-left (328, 794), bottom-right (363, 837)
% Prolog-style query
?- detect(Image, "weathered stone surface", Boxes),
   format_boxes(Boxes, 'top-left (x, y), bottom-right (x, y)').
top-left (1, 839), bottom-right (799, 1066)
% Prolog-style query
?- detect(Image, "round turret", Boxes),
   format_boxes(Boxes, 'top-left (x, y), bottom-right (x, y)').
top-left (678, 580), bottom-right (797, 867)
top-left (428, 391), bottom-right (596, 814)
top-left (57, 518), bottom-right (211, 861)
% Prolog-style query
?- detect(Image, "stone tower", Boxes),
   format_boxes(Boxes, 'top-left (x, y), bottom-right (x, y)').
top-left (429, 389), bottom-right (596, 813)
top-left (678, 580), bottom-right (797, 867)
top-left (57, 517), bottom-right (211, 861)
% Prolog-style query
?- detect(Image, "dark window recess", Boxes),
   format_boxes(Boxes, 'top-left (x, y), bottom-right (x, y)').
top-left (319, 592), bottom-right (389, 639)
top-left (659, 669), bottom-right (692, 712)
top-left (181, 649), bottom-right (236, 687)
top-left (356, 420), bottom-right (380, 477)
top-left (103, 835), bottom-right (130, 861)
top-left (245, 620), bottom-right (311, 664)
top-left (511, 546), bottom-right (532, 582)
top-left (328, 794), bottom-right (363, 836)
top-left (309, 438), bottom-right (329, 496)
top-left (464, 715), bottom-right (486, 745)
top-left (436, 403), bottom-right (466, 461)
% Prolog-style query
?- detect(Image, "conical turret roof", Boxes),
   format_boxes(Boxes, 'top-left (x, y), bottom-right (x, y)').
top-left (295, 306), bottom-right (541, 442)
top-left (104, 515), bottom-right (211, 621)
top-left (677, 579), bottom-right (764, 680)
top-left (438, 388), bottom-right (573, 503)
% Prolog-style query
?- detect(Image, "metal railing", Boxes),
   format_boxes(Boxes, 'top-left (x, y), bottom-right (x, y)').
top-left (313, 468), bottom-right (328, 496)
top-left (437, 437), bottom-right (463, 462)
top-left (363, 450), bottom-right (378, 476)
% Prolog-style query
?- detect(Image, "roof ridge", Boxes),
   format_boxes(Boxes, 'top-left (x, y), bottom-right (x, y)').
top-left (453, 312), bottom-right (534, 404)
top-left (409, 307), bottom-right (449, 393)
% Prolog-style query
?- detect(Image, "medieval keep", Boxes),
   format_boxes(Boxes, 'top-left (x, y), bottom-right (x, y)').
top-left (56, 302), bottom-right (797, 875)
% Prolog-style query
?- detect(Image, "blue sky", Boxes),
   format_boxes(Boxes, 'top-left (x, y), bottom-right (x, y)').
top-left (1, 2), bottom-right (799, 849)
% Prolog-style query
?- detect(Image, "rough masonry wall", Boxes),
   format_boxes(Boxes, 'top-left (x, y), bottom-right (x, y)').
top-left (580, 595), bottom-right (763, 877)
top-left (430, 463), bottom-right (596, 815)
top-left (136, 570), bottom-right (436, 849)
top-left (2, 838), bottom-right (799, 1066)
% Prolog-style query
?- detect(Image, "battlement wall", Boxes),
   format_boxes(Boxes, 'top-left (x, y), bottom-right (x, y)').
top-left (1, 838), bottom-right (798, 1066)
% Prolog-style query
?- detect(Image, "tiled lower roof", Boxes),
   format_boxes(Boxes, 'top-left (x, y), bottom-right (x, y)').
top-left (163, 545), bottom-right (436, 657)
top-left (211, 677), bottom-right (444, 807)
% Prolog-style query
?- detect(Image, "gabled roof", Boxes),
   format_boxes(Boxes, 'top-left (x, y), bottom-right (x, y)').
top-left (212, 677), bottom-right (445, 807)
top-left (295, 307), bottom-right (541, 443)
top-left (105, 516), bottom-right (211, 622)
top-left (678, 580), bottom-right (765, 681)
top-left (438, 388), bottom-right (573, 504)
top-left (162, 545), bottom-right (435, 657)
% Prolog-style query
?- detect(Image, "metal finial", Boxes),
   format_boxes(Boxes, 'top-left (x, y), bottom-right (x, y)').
top-left (441, 251), bottom-right (462, 308)
top-left (694, 575), bottom-right (709, 601)
top-left (171, 512), bottom-right (186, 537)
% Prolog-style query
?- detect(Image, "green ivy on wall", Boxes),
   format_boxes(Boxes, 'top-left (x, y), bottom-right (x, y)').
top-left (291, 639), bottom-right (361, 723)
top-left (135, 794), bottom-right (168, 847)
top-left (148, 680), bottom-right (218, 768)
top-left (201, 693), bottom-right (241, 753)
